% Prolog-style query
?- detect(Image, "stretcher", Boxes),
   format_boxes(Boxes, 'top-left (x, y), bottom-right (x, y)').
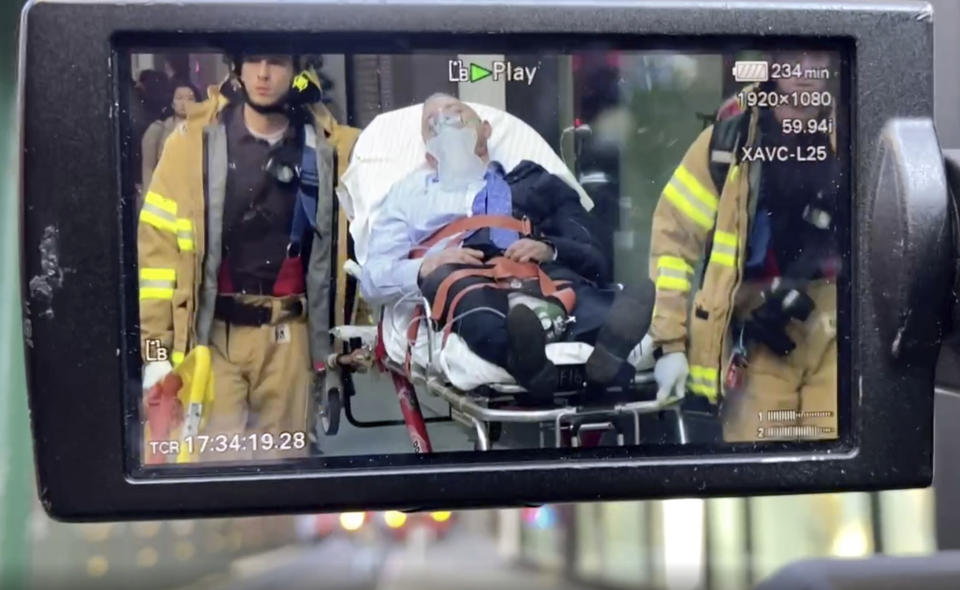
top-left (324, 101), bottom-right (687, 451)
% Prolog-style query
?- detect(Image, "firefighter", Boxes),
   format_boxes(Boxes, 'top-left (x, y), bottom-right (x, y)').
top-left (649, 50), bottom-right (840, 442)
top-left (138, 52), bottom-right (359, 459)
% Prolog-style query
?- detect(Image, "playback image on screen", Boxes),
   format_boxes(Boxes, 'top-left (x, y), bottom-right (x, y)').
top-left (126, 46), bottom-right (846, 466)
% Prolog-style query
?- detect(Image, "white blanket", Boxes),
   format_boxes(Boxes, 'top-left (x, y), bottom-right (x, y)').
top-left (379, 303), bottom-right (655, 391)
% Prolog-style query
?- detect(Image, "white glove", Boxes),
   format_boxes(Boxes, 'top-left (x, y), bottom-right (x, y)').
top-left (654, 351), bottom-right (688, 401)
top-left (143, 360), bottom-right (173, 391)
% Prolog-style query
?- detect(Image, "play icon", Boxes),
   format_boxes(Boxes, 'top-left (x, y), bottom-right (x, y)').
top-left (469, 62), bottom-right (492, 83)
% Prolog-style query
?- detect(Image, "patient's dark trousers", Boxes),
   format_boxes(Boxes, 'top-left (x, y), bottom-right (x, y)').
top-left (420, 263), bottom-right (614, 369)
top-left (420, 263), bottom-right (512, 368)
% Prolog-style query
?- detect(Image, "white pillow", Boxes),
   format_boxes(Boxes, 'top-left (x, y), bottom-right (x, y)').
top-left (339, 101), bottom-right (592, 265)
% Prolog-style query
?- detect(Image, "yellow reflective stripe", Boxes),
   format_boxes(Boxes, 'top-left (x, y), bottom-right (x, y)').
top-left (140, 268), bottom-right (175, 300)
top-left (656, 256), bottom-right (693, 291)
top-left (727, 163), bottom-right (741, 183)
top-left (710, 252), bottom-right (736, 267)
top-left (140, 209), bottom-right (177, 233)
top-left (657, 256), bottom-right (694, 274)
top-left (140, 192), bottom-right (178, 233)
top-left (140, 267), bottom-right (176, 281)
top-left (709, 231), bottom-right (738, 268)
top-left (714, 231), bottom-right (737, 247)
top-left (145, 191), bottom-right (177, 215)
top-left (656, 275), bottom-right (691, 292)
top-left (690, 365), bottom-right (718, 380)
top-left (139, 287), bottom-right (174, 301)
top-left (176, 218), bottom-right (195, 252)
top-left (688, 364), bottom-right (719, 402)
top-left (674, 165), bottom-right (718, 210)
top-left (171, 351), bottom-right (185, 367)
top-left (663, 184), bottom-right (715, 229)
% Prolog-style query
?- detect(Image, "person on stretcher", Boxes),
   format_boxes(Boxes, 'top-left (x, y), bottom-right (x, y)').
top-left (360, 93), bottom-right (651, 397)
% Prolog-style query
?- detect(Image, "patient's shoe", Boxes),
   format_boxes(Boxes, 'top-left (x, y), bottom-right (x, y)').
top-left (506, 305), bottom-right (558, 399)
top-left (586, 278), bottom-right (655, 387)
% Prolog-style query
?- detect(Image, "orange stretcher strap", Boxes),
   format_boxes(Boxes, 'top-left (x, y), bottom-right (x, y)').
top-left (403, 215), bottom-right (535, 373)
top-left (410, 214), bottom-right (532, 259)
top-left (430, 266), bottom-right (505, 321)
top-left (406, 258), bottom-right (577, 370)
top-left (434, 257), bottom-right (577, 345)
top-left (441, 281), bottom-right (509, 344)
top-left (431, 257), bottom-right (575, 322)
top-left (440, 274), bottom-right (576, 345)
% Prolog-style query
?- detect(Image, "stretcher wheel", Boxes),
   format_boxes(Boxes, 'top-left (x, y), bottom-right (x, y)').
top-left (489, 422), bottom-right (502, 443)
top-left (471, 422), bottom-right (503, 450)
top-left (320, 388), bottom-right (342, 435)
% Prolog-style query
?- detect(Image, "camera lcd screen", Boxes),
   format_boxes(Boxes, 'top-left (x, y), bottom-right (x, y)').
top-left (123, 41), bottom-right (849, 472)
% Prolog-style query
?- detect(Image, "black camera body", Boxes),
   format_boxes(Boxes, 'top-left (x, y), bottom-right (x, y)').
top-left (18, 0), bottom-right (949, 520)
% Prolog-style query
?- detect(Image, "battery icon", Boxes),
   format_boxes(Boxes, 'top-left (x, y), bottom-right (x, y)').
top-left (732, 60), bottom-right (769, 83)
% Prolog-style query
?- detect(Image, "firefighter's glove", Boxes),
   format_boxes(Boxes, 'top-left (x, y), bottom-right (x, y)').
top-left (654, 351), bottom-right (688, 402)
top-left (143, 360), bottom-right (173, 391)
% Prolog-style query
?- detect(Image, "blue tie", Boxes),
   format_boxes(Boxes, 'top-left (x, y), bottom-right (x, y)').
top-left (471, 165), bottom-right (519, 249)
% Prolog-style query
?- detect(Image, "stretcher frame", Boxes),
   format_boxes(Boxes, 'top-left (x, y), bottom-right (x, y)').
top-left (327, 295), bottom-right (686, 453)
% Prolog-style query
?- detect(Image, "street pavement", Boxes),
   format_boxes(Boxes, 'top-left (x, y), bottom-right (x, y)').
top-left (170, 526), bottom-right (602, 590)
top-left (318, 370), bottom-right (476, 456)
top-left (194, 534), bottom-right (387, 590)
top-left (376, 528), bottom-right (600, 590)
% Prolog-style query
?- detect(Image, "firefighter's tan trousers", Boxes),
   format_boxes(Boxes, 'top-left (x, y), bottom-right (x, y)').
top-left (201, 294), bottom-right (312, 461)
top-left (721, 279), bottom-right (838, 442)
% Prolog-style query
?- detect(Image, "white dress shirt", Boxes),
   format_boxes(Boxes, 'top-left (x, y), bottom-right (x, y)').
top-left (359, 167), bottom-right (488, 304)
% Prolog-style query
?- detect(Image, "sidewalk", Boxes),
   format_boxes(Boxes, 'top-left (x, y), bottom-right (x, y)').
top-left (376, 529), bottom-right (600, 590)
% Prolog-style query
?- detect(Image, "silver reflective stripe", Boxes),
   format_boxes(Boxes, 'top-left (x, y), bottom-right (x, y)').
top-left (711, 149), bottom-right (733, 164)
top-left (580, 171), bottom-right (610, 184)
top-left (139, 279), bottom-right (175, 289)
top-left (668, 177), bottom-right (715, 219)
top-left (142, 203), bottom-right (176, 223)
top-left (713, 242), bottom-right (737, 256)
top-left (658, 267), bottom-right (690, 280)
top-left (195, 122), bottom-right (228, 346)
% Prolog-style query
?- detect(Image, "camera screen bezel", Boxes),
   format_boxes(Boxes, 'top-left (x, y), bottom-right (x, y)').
top-left (20, 0), bottom-right (934, 520)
